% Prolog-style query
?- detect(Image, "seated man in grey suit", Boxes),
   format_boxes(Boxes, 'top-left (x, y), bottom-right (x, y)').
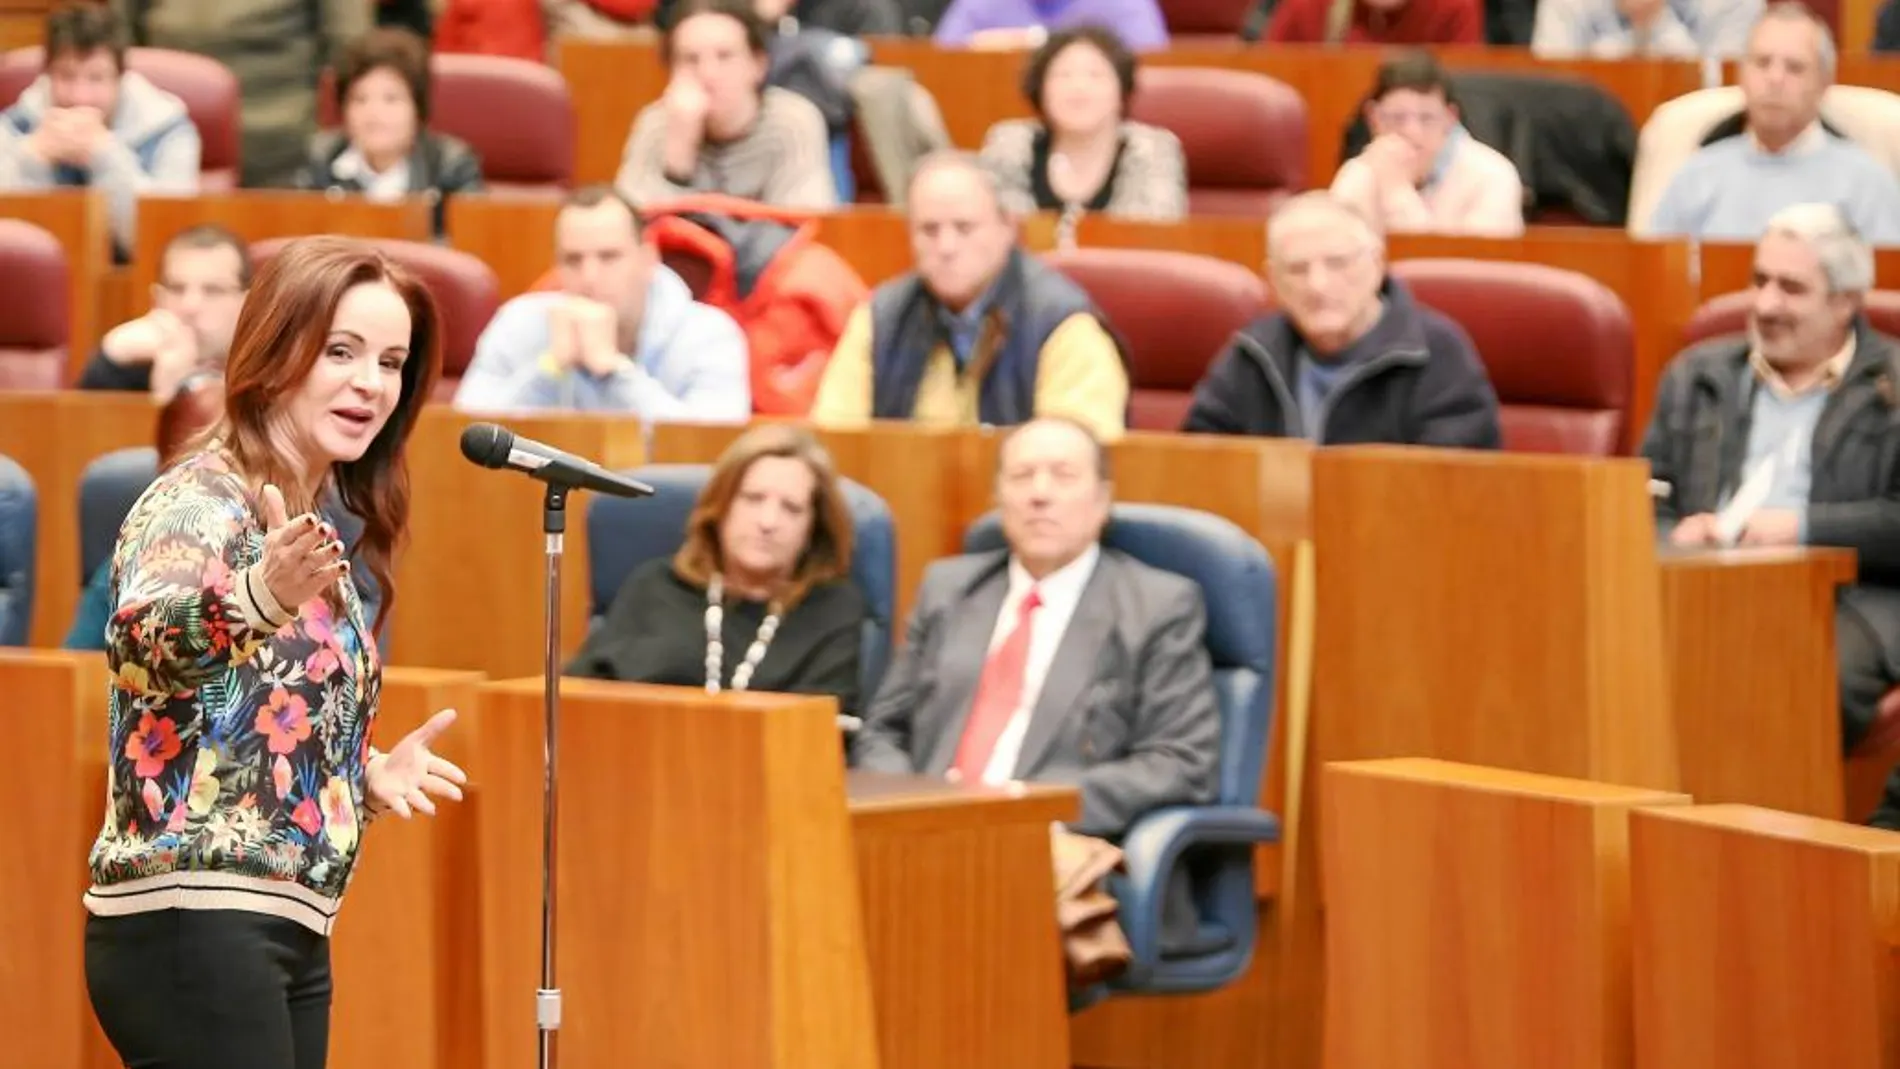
top-left (853, 416), bottom-right (1220, 944)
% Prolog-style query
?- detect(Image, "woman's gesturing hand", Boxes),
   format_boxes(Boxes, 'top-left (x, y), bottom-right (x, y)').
top-left (257, 483), bottom-right (350, 615)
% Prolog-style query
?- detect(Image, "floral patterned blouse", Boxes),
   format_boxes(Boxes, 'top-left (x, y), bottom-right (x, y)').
top-left (83, 450), bottom-right (381, 936)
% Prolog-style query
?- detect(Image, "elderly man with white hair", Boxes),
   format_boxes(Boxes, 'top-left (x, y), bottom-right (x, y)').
top-left (1181, 190), bottom-right (1501, 446)
top-left (1646, 2), bottom-right (1900, 244)
top-left (1643, 203), bottom-right (1900, 770)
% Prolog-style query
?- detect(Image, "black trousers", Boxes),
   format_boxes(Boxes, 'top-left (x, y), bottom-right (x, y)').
top-left (86, 909), bottom-right (333, 1069)
top-left (1839, 603), bottom-right (1894, 756)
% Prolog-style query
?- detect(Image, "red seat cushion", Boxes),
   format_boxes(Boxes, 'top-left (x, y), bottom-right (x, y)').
top-left (1044, 247), bottom-right (1267, 431)
top-left (1128, 67), bottom-right (1306, 217)
top-left (1392, 258), bottom-right (1634, 456)
top-left (0, 218), bottom-right (69, 388)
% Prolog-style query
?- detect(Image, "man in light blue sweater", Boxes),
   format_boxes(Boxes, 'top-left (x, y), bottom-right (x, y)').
top-left (454, 185), bottom-right (751, 420)
top-left (1647, 3), bottom-right (1900, 245)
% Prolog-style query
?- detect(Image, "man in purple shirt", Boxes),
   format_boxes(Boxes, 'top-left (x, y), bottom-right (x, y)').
top-left (933, 0), bottom-right (1170, 51)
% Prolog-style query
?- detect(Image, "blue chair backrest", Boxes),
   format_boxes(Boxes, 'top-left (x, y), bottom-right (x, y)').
top-left (962, 504), bottom-right (1277, 808)
top-left (586, 464), bottom-right (897, 699)
top-left (0, 454), bottom-right (37, 647)
top-left (76, 447), bottom-right (385, 652)
top-left (79, 447), bottom-right (160, 582)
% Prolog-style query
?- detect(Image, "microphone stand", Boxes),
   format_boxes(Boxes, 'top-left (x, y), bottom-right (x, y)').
top-left (537, 483), bottom-right (568, 1069)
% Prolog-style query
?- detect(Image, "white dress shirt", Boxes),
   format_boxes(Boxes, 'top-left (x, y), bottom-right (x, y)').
top-left (978, 544), bottom-right (1101, 785)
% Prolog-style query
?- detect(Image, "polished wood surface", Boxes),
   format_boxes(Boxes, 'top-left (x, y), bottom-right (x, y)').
top-left (445, 195), bottom-right (562, 301)
top-left (1312, 447), bottom-right (1678, 793)
top-left (0, 190), bottom-right (110, 374)
top-left (474, 677), bottom-right (1074, 1069)
top-left (474, 678), bottom-right (881, 1069)
top-left (130, 193), bottom-right (434, 298)
top-left (390, 407), bottom-right (644, 678)
top-left (850, 771), bottom-right (1076, 1069)
top-left (1629, 804), bottom-right (1900, 1069)
top-left (0, 390), bottom-right (163, 647)
top-left (1658, 547), bottom-right (1858, 819)
top-left (0, 649), bottom-right (111, 1069)
top-left (1323, 758), bottom-right (1690, 1069)
top-left (328, 668), bottom-right (487, 1069)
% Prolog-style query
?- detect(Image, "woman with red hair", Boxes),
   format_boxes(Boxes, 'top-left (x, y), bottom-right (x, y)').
top-left (82, 237), bottom-right (466, 1069)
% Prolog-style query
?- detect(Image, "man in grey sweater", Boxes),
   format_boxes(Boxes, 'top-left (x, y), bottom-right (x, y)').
top-left (1643, 202), bottom-right (1900, 757)
top-left (0, 3), bottom-right (199, 254)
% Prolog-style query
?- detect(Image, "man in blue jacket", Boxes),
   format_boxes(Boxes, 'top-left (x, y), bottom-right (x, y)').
top-left (455, 185), bottom-right (752, 421)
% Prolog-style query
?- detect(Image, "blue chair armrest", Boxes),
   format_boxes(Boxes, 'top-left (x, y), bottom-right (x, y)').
top-left (1114, 805), bottom-right (1280, 969)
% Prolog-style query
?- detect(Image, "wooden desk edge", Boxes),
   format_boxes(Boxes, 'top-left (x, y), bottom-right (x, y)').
top-left (1328, 757), bottom-right (1692, 807)
top-left (1657, 545), bottom-right (1858, 583)
top-left (849, 775), bottom-right (1079, 830)
top-left (1638, 802), bottom-right (1900, 853)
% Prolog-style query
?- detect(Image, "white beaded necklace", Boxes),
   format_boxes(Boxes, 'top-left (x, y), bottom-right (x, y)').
top-left (704, 574), bottom-right (782, 694)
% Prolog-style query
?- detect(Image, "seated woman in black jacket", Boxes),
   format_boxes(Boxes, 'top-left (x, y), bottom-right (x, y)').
top-left (294, 28), bottom-right (483, 234)
top-left (567, 424), bottom-right (868, 715)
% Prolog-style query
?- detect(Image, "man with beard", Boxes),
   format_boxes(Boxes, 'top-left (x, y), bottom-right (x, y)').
top-left (1642, 201), bottom-right (1900, 757)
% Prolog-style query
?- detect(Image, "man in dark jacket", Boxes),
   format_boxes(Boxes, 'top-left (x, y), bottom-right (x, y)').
top-left (1182, 191), bottom-right (1502, 448)
top-left (1640, 203), bottom-right (1900, 780)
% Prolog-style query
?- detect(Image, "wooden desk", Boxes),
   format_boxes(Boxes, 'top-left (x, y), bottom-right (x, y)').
top-left (446, 196), bottom-right (561, 301)
top-left (1323, 758), bottom-right (1689, 1069)
top-left (328, 667), bottom-right (487, 1069)
top-left (391, 406), bottom-right (644, 678)
top-left (1658, 547), bottom-right (1857, 819)
top-left (131, 193), bottom-right (434, 297)
top-left (0, 190), bottom-right (110, 374)
top-left (1630, 804), bottom-right (1900, 1069)
top-left (850, 771), bottom-right (1077, 1069)
top-left (0, 649), bottom-right (113, 1069)
top-left (0, 390), bottom-right (162, 647)
top-left (474, 678), bottom-right (1075, 1069)
top-left (1312, 447), bottom-right (1678, 795)
top-left (1833, 54), bottom-right (1900, 94)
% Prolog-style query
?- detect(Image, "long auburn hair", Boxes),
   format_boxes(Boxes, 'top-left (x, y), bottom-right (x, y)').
top-left (203, 237), bottom-right (442, 632)
top-left (673, 424), bottom-right (854, 609)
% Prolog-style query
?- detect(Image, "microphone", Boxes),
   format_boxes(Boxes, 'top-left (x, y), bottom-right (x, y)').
top-left (458, 422), bottom-right (656, 500)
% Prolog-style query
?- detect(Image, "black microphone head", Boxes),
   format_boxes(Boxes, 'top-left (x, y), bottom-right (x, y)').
top-left (459, 422), bottom-right (515, 469)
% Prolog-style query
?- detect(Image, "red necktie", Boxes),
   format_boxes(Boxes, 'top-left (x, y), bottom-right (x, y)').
top-left (951, 587), bottom-right (1043, 782)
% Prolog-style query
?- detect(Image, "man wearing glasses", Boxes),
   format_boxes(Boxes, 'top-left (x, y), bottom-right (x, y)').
top-left (1329, 50), bottom-right (1525, 237)
top-left (78, 224), bottom-right (250, 402)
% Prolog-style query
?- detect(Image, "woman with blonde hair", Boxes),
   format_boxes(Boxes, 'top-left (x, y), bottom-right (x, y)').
top-left (567, 423), bottom-right (867, 713)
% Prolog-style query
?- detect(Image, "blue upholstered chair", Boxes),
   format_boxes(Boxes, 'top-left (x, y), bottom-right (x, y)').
top-left (0, 454), bottom-right (37, 647)
top-left (963, 503), bottom-right (1280, 996)
top-left (79, 448), bottom-right (161, 587)
top-left (71, 447), bottom-right (384, 651)
top-left (585, 465), bottom-right (897, 704)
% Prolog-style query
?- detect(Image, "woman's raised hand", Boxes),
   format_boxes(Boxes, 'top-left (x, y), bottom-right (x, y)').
top-left (257, 484), bottom-right (349, 615)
